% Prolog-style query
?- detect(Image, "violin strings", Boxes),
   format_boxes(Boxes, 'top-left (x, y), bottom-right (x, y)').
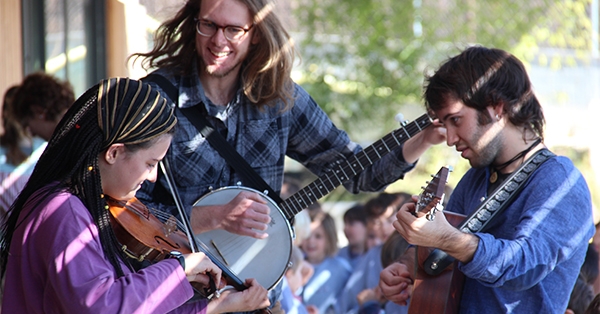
top-left (149, 207), bottom-right (187, 231)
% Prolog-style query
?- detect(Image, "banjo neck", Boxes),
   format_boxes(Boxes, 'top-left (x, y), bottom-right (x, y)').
top-left (278, 113), bottom-right (433, 220)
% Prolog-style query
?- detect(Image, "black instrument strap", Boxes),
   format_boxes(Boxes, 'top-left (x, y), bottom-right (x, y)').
top-left (141, 74), bottom-right (284, 204)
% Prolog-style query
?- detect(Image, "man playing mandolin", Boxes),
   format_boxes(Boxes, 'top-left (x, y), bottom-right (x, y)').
top-left (379, 46), bottom-right (594, 313)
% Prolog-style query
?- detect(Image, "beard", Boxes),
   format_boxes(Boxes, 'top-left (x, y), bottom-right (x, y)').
top-left (202, 57), bottom-right (243, 78)
top-left (465, 114), bottom-right (503, 169)
top-left (468, 134), bottom-right (502, 169)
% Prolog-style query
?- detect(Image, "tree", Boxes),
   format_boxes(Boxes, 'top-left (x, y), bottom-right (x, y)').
top-left (290, 0), bottom-right (596, 196)
top-left (292, 0), bottom-right (594, 138)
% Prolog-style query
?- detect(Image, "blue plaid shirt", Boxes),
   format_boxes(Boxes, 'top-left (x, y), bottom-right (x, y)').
top-left (136, 64), bottom-right (416, 312)
top-left (137, 64), bottom-right (416, 218)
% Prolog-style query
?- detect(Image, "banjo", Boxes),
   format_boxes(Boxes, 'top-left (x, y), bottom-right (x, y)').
top-left (194, 113), bottom-right (433, 290)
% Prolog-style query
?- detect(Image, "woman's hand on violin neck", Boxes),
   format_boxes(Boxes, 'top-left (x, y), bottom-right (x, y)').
top-left (183, 252), bottom-right (222, 287)
top-left (206, 278), bottom-right (270, 314)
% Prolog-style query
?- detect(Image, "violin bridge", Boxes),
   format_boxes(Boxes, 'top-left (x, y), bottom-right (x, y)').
top-left (163, 217), bottom-right (178, 236)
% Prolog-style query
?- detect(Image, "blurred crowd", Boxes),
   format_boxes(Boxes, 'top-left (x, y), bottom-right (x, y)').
top-left (0, 72), bottom-right (74, 219)
top-left (2, 71), bottom-right (599, 314)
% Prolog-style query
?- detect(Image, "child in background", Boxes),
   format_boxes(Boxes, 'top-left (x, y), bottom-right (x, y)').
top-left (357, 232), bottom-right (410, 314)
top-left (280, 175), bottom-right (317, 313)
top-left (281, 246), bottom-right (318, 314)
top-left (566, 275), bottom-right (595, 314)
top-left (338, 192), bottom-right (411, 314)
top-left (586, 293), bottom-right (600, 314)
top-left (338, 203), bottom-right (369, 270)
top-left (368, 192), bottom-right (411, 245)
top-left (301, 212), bottom-right (351, 314)
top-left (1, 73), bottom-right (75, 215)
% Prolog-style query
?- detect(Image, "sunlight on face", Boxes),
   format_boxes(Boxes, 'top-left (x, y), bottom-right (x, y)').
top-left (100, 134), bottom-right (172, 201)
top-left (436, 100), bottom-right (503, 168)
top-left (196, 0), bottom-right (255, 78)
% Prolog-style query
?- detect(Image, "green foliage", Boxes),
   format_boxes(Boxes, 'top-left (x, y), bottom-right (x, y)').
top-left (292, 0), bottom-right (594, 139)
top-left (289, 0), bottom-right (597, 206)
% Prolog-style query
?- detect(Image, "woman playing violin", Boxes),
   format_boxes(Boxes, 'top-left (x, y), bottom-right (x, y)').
top-left (0, 77), bottom-right (269, 313)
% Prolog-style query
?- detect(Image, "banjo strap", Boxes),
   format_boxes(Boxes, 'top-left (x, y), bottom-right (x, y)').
top-left (141, 74), bottom-right (284, 205)
top-left (458, 148), bottom-right (555, 233)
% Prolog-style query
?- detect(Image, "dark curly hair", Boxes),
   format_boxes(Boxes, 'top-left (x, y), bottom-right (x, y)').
top-left (12, 72), bottom-right (75, 124)
top-left (424, 46), bottom-right (545, 140)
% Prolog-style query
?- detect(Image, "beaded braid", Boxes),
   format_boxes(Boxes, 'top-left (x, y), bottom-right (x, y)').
top-left (0, 78), bottom-right (176, 281)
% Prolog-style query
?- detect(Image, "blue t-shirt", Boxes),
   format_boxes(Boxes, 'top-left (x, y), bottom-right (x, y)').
top-left (338, 244), bottom-right (409, 314)
top-left (0, 138), bottom-right (46, 213)
top-left (337, 245), bottom-right (366, 270)
top-left (448, 155), bottom-right (594, 313)
top-left (301, 256), bottom-right (352, 313)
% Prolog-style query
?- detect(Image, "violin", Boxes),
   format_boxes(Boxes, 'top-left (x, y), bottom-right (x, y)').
top-left (106, 197), bottom-right (246, 291)
top-left (106, 197), bottom-right (273, 313)
top-left (107, 197), bottom-right (195, 262)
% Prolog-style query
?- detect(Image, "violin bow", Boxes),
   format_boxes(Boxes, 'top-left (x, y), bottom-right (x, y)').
top-left (160, 160), bottom-right (275, 313)
top-left (159, 159), bottom-right (223, 299)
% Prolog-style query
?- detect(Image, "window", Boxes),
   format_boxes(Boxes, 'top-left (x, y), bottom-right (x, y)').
top-left (22, 0), bottom-right (105, 95)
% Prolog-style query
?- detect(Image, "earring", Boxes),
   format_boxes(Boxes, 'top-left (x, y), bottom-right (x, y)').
top-left (495, 114), bottom-right (500, 121)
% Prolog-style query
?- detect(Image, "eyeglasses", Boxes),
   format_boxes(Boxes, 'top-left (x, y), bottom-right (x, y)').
top-left (194, 18), bottom-right (253, 43)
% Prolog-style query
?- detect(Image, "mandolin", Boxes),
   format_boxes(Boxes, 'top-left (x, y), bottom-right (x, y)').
top-left (408, 166), bottom-right (465, 314)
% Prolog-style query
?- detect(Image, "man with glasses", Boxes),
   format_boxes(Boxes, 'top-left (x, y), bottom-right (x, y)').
top-left (131, 0), bottom-right (445, 312)
top-left (194, 18), bottom-right (254, 43)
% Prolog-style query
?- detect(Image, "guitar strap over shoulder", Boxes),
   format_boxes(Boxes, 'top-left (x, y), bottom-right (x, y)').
top-left (423, 148), bottom-right (555, 276)
top-left (459, 148), bottom-right (555, 233)
top-left (141, 74), bottom-right (284, 205)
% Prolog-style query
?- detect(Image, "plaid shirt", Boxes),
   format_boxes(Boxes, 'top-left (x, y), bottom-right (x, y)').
top-left (137, 65), bottom-right (415, 218)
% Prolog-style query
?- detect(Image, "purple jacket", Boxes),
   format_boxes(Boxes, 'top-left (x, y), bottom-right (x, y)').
top-left (2, 188), bottom-right (207, 313)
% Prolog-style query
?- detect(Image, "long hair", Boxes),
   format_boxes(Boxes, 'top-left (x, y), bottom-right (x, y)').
top-left (130, 0), bottom-right (297, 109)
top-left (424, 46), bottom-right (545, 139)
top-left (311, 212), bottom-right (339, 258)
top-left (0, 78), bottom-right (177, 280)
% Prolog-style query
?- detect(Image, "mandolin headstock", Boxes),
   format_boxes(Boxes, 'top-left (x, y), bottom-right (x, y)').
top-left (414, 166), bottom-right (450, 221)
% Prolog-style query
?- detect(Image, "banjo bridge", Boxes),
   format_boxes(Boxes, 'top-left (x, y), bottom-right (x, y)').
top-left (211, 239), bottom-right (230, 266)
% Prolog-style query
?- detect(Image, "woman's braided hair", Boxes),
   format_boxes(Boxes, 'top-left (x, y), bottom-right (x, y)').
top-left (0, 78), bottom-right (177, 279)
